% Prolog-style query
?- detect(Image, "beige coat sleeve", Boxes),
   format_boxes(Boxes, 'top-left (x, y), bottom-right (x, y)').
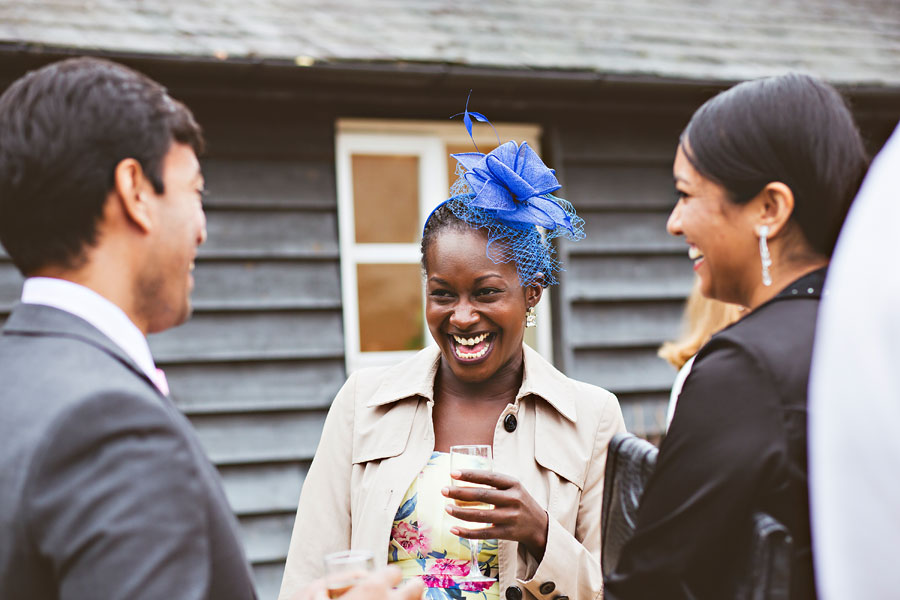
top-left (278, 372), bottom-right (359, 600)
top-left (518, 393), bottom-right (627, 600)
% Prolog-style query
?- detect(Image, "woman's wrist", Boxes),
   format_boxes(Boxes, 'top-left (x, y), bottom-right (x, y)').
top-left (524, 509), bottom-right (549, 561)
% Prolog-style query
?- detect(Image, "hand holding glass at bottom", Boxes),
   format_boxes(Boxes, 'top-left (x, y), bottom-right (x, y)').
top-left (443, 445), bottom-right (550, 565)
top-left (323, 550), bottom-right (376, 598)
top-left (300, 555), bottom-right (423, 600)
top-left (447, 445), bottom-right (496, 583)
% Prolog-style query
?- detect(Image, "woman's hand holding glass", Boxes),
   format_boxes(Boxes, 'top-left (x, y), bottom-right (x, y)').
top-left (295, 567), bottom-right (424, 600)
top-left (443, 464), bottom-right (549, 562)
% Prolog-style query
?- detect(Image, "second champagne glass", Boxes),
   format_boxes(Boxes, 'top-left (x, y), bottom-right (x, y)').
top-left (323, 550), bottom-right (375, 598)
top-left (449, 444), bottom-right (495, 584)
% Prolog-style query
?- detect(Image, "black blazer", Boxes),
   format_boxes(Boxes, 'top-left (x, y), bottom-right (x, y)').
top-left (0, 304), bottom-right (257, 600)
top-left (605, 269), bottom-right (824, 600)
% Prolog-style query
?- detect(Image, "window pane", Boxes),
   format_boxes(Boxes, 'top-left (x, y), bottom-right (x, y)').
top-left (352, 154), bottom-right (419, 243)
top-left (357, 263), bottom-right (424, 352)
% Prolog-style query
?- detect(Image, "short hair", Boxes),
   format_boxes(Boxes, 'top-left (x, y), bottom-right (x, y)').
top-left (681, 73), bottom-right (868, 257)
top-left (0, 57), bottom-right (204, 275)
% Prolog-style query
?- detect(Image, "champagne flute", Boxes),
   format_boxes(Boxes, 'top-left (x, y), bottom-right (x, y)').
top-left (323, 550), bottom-right (375, 598)
top-left (449, 444), bottom-right (495, 583)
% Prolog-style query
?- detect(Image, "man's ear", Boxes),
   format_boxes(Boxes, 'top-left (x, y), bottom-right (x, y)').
top-left (112, 158), bottom-right (153, 234)
top-left (752, 181), bottom-right (795, 239)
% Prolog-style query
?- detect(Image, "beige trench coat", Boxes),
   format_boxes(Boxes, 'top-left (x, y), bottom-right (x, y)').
top-left (279, 344), bottom-right (625, 600)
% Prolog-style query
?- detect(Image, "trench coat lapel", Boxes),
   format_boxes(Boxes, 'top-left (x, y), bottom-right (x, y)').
top-left (519, 344), bottom-right (590, 489)
top-left (353, 346), bottom-right (440, 464)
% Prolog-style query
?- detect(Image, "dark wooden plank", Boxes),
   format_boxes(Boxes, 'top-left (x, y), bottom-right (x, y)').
top-left (238, 513), bottom-right (295, 564)
top-left (2, 261), bottom-right (342, 312)
top-left (191, 260), bottom-right (341, 310)
top-left (554, 116), bottom-right (686, 163)
top-left (201, 210), bottom-right (339, 259)
top-left (219, 462), bottom-right (308, 515)
top-left (201, 157), bottom-right (336, 209)
top-left (561, 164), bottom-right (676, 210)
top-left (565, 254), bottom-right (694, 301)
top-left (196, 105), bottom-right (335, 160)
top-left (2, 259), bottom-right (344, 312)
top-left (570, 346), bottom-right (676, 394)
top-left (168, 359), bottom-right (345, 413)
top-left (567, 301), bottom-right (684, 348)
top-left (576, 210), bottom-right (684, 253)
top-left (188, 411), bottom-right (327, 465)
top-left (148, 311), bottom-right (344, 363)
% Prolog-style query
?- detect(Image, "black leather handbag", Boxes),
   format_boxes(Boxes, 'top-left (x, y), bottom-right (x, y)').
top-left (600, 432), bottom-right (658, 575)
top-left (600, 432), bottom-right (794, 598)
top-left (735, 512), bottom-right (793, 600)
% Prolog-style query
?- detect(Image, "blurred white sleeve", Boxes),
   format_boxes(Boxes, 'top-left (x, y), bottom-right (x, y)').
top-left (809, 123), bottom-right (900, 600)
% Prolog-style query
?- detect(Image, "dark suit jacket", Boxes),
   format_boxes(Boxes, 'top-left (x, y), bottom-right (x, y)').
top-left (0, 303), bottom-right (257, 599)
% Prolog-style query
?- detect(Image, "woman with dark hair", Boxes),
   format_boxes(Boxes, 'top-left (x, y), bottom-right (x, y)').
top-left (603, 73), bottom-right (868, 600)
top-left (280, 124), bottom-right (625, 600)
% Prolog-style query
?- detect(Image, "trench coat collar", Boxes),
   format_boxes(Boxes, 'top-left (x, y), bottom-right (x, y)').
top-left (366, 343), bottom-right (578, 422)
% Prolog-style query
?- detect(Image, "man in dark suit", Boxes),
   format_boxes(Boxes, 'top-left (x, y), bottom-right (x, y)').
top-left (0, 57), bottom-right (259, 599)
top-left (0, 56), bottom-right (425, 600)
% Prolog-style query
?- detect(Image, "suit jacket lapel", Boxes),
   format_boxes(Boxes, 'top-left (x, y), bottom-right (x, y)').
top-left (2, 303), bottom-right (163, 397)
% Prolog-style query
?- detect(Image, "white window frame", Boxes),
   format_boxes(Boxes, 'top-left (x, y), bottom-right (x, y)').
top-left (336, 119), bottom-right (553, 374)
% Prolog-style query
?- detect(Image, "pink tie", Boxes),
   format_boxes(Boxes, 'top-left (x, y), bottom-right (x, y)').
top-left (152, 367), bottom-right (170, 396)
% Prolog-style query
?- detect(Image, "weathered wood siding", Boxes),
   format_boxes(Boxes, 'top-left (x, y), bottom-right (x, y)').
top-left (153, 99), bottom-right (345, 598)
top-left (548, 112), bottom-right (695, 438)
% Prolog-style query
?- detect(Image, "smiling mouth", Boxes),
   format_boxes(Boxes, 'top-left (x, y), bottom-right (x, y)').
top-left (450, 332), bottom-right (495, 361)
top-left (688, 245), bottom-right (704, 268)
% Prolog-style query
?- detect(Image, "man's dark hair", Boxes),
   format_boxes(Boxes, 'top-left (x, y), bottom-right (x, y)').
top-left (681, 72), bottom-right (868, 257)
top-left (0, 57), bottom-right (204, 275)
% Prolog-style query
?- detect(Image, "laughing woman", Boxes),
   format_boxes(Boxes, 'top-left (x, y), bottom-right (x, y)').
top-left (279, 132), bottom-right (625, 600)
top-left (603, 74), bottom-right (869, 599)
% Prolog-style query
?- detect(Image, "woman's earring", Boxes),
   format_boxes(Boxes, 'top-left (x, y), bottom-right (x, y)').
top-left (525, 306), bottom-right (537, 328)
top-left (758, 225), bottom-right (773, 287)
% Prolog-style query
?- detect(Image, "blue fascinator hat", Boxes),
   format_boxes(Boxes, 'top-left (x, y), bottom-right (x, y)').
top-left (424, 94), bottom-right (584, 287)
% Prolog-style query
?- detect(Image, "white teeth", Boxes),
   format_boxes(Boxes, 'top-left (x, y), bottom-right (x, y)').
top-left (451, 332), bottom-right (492, 360)
top-left (688, 247), bottom-right (702, 260)
top-left (453, 332), bottom-right (489, 346)
top-left (454, 345), bottom-right (489, 360)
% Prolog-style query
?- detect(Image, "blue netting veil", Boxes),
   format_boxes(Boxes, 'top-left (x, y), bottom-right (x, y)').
top-left (438, 160), bottom-right (584, 286)
top-left (424, 145), bottom-right (585, 288)
top-left (423, 94), bottom-right (585, 286)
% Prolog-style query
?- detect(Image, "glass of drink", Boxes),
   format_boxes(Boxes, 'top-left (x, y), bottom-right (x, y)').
top-left (323, 549), bottom-right (375, 598)
top-left (449, 444), bottom-right (495, 583)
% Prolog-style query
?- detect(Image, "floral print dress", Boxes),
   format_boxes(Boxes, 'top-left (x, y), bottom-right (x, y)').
top-left (389, 452), bottom-right (499, 600)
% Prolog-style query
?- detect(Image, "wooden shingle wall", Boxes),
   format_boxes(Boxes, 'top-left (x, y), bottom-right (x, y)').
top-left (155, 98), bottom-right (345, 597)
top-left (548, 110), bottom-right (696, 438)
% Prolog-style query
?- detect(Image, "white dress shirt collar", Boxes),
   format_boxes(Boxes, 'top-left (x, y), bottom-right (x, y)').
top-left (21, 277), bottom-right (162, 390)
